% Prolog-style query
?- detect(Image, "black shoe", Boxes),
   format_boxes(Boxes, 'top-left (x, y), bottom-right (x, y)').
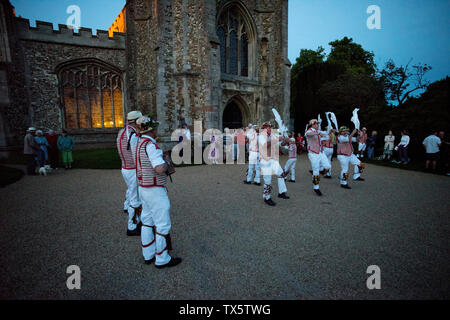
top-left (253, 182), bottom-right (261, 186)
top-left (324, 176), bottom-right (332, 179)
top-left (155, 257), bottom-right (182, 269)
top-left (243, 180), bottom-right (251, 184)
top-left (341, 184), bottom-right (352, 189)
top-left (144, 257), bottom-right (156, 265)
top-left (309, 170), bottom-right (313, 174)
top-left (354, 177), bottom-right (365, 181)
top-left (126, 228), bottom-right (141, 236)
top-left (123, 209), bottom-right (128, 214)
top-left (314, 189), bottom-right (322, 196)
top-left (278, 192), bottom-right (290, 199)
top-left (288, 180), bottom-right (295, 183)
top-left (264, 198), bottom-right (276, 206)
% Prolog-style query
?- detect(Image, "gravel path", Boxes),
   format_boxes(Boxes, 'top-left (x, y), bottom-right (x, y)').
top-left (0, 156), bottom-right (449, 299)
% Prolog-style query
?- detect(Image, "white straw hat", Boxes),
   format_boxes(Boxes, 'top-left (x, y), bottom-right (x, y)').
top-left (127, 110), bottom-right (143, 121)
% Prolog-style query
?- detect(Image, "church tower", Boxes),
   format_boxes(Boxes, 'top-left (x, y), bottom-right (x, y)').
top-left (114, 0), bottom-right (291, 145)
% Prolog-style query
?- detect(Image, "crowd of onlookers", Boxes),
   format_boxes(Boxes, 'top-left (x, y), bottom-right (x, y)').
top-left (292, 128), bottom-right (449, 175)
top-left (23, 127), bottom-right (75, 176)
top-left (24, 125), bottom-right (449, 176)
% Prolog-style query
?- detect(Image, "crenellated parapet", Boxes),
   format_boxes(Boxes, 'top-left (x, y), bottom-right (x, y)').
top-left (15, 18), bottom-right (126, 50)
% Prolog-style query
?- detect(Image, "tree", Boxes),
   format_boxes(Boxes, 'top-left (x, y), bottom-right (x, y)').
top-left (291, 46), bottom-right (326, 82)
top-left (379, 59), bottom-right (432, 107)
top-left (318, 71), bottom-right (386, 125)
top-left (327, 37), bottom-right (376, 76)
top-left (291, 62), bottom-right (346, 133)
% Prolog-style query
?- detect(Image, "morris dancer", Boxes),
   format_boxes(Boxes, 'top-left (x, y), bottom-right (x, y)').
top-left (305, 119), bottom-right (331, 196)
top-left (135, 115), bottom-right (182, 268)
top-left (321, 128), bottom-right (336, 179)
top-left (284, 138), bottom-right (297, 182)
top-left (117, 110), bottom-right (143, 236)
top-left (357, 127), bottom-right (368, 158)
top-left (337, 126), bottom-right (366, 189)
top-left (259, 122), bottom-right (290, 206)
top-left (244, 125), bottom-right (261, 185)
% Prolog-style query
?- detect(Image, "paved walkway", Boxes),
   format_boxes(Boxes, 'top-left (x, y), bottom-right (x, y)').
top-left (0, 156), bottom-right (449, 299)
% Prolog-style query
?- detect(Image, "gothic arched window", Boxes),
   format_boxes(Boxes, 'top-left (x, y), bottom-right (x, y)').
top-left (57, 61), bottom-right (124, 129)
top-left (217, 5), bottom-right (252, 77)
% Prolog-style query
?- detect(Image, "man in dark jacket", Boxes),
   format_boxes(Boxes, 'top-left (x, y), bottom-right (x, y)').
top-left (23, 127), bottom-right (40, 175)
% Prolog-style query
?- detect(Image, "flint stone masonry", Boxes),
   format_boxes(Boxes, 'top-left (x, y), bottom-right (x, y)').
top-left (127, 0), bottom-right (290, 150)
top-left (0, 0), bottom-right (290, 154)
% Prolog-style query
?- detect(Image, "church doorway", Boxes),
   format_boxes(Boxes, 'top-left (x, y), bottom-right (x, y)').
top-left (223, 101), bottom-right (243, 129)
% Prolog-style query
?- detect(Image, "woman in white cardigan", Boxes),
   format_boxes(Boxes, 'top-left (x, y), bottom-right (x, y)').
top-left (383, 130), bottom-right (395, 160)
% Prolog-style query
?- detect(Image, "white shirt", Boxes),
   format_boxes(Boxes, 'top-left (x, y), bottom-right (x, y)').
top-left (338, 135), bottom-right (357, 143)
top-left (142, 135), bottom-right (165, 167)
top-left (384, 135), bottom-right (395, 151)
top-left (423, 135), bottom-right (441, 154)
top-left (398, 135), bottom-right (410, 147)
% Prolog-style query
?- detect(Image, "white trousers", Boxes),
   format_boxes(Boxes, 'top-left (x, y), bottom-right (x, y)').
top-left (358, 143), bottom-right (366, 157)
top-left (260, 158), bottom-right (287, 199)
top-left (337, 154), bottom-right (361, 185)
top-left (308, 152), bottom-right (331, 190)
top-left (284, 158), bottom-right (297, 180)
top-left (139, 187), bottom-right (172, 266)
top-left (247, 151), bottom-right (261, 183)
top-left (323, 147), bottom-right (334, 176)
top-left (122, 168), bottom-right (141, 230)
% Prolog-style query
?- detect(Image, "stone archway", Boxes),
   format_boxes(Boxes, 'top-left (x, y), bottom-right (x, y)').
top-left (222, 96), bottom-right (249, 129)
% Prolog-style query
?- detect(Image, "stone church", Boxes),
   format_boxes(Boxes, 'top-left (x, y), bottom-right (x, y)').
top-left (0, 0), bottom-right (290, 155)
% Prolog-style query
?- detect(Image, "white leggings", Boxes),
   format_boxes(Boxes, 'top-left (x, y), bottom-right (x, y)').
top-left (337, 154), bottom-right (361, 185)
top-left (260, 158), bottom-right (287, 199)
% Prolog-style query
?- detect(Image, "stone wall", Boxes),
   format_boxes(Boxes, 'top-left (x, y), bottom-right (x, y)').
top-left (3, 14), bottom-right (126, 148)
top-left (126, 0), bottom-right (290, 150)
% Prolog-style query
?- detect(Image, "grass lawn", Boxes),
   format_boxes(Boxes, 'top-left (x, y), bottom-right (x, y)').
top-left (0, 148), bottom-right (203, 170)
top-left (0, 166), bottom-right (24, 188)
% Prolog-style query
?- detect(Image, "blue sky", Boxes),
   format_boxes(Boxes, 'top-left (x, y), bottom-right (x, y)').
top-left (11, 0), bottom-right (450, 83)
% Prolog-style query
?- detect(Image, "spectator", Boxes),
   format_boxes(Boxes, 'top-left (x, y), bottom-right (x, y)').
top-left (296, 133), bottom-right (304, 155)
top-left (46, 129), bottom-right (59, 169)
top-left (34, 130), bottom-right (49, 171)
top-left (438, 131), bottom-right (449, 175)
top-left (23, 127), bottom-right (40, 175)
top-left (422, 130), bottom-right (441, 171)
top-left (57, 130), bottom-right (75, 169)
top-left (383, 130), bottom-right (395, 160)
top-left (395, 130), bottom-right (410, 164)
top-left (367, 131), bottom-right (377, 159)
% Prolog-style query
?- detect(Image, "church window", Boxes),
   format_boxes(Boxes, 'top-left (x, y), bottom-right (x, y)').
top-left (217, 5), bottom-right (251, 77)
top-left (58, 61), bottom-right (124, 129)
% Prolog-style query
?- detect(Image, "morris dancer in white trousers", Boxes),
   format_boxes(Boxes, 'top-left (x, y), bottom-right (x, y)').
top-left (337, 126), bottom-right (366, 189)
top-left (284, 138), bottom-right (297, 182)
top-left (259, 122), bottom-right (290, 206)
top-left (321, 128), bottom-right (336, 179)
top-left (135, 115), bottom-right (182, 269)
top-left (305, 119), bottom-right (331, 196)
top-left (244, 125), bottom-right (261, 185)
top-left (117, 110), bottom-right (142, 236)
top-left (357, 127), bottom-right (368, 158)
